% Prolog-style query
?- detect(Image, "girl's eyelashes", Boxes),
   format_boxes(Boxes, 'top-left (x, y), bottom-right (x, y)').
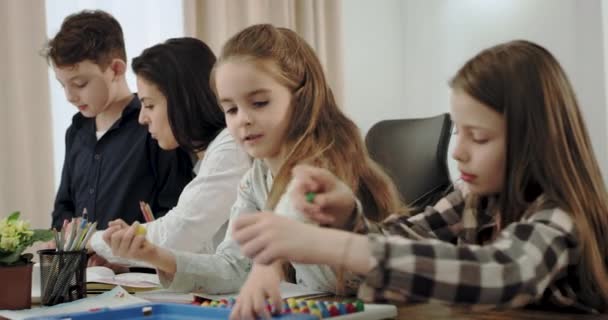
top-left (143, 104), bottom-right (154, 110)
top-left (252, 100), bottom-right (268, 108)
top-left (221, 100), bottom-right (267, 114)
top-left (75, 82), bottom-right (88, 88)
top-left (472, 138), bottom-right (489, 144)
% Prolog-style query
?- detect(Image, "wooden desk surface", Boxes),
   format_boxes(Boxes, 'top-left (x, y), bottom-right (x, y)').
top-left (396, 302), bottom-right (604, 320)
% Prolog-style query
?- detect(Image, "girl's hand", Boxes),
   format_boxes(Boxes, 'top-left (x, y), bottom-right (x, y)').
top-left (290, 165), bottom-right (357, 228)
top-left (103, 221), bottom-right (156, 263)
top-left (233, 212), bottom-right (325, 265)
top-left (230, 263), bottom-right (283, 320)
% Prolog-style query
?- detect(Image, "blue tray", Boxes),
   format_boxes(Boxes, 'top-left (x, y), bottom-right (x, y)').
top-left (30, 303), bottom-right (318, 319)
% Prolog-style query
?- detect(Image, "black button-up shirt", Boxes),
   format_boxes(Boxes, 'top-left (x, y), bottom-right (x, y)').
top-left (51, 95), bottom-right (194, 229)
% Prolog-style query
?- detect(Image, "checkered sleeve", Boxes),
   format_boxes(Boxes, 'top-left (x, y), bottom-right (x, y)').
top-left (381, 188), bottom-right (466, 242)
top-left (358, 208), bottom-right (578, 309)
top-left (349, 187), bottom-right (466, 242)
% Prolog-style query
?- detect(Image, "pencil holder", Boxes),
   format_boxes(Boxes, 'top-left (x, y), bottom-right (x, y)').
top-left (38, 249), bottom-right (87, 306)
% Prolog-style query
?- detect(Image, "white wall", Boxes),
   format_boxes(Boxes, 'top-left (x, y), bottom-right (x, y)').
top-left (341, 0), bottom-right (407, 134)
top-left (342, 0), bottom-right (608, 182)
top-left (46, 0), bottom-right (184, 190)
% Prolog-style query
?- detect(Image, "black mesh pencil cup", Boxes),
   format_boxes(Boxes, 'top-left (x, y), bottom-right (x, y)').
top-left (38, 249), bottom-right (87, 306)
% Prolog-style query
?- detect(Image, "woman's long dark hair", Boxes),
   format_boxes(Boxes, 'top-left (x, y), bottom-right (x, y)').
top-left (132, 37), bottom-right (225, 153)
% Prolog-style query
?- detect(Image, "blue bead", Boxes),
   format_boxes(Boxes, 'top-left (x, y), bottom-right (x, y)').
top-left (321, 308), bottom-right (331, 318)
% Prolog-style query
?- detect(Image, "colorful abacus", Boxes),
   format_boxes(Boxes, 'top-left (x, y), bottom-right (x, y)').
top-left (199, 297), bottom-right (365, 319)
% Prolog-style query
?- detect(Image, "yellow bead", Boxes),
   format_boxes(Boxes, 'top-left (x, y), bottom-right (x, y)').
top-left (311, 309), bottom-right (323, 318)
top-left (136, 225), bottom-right (147, 236)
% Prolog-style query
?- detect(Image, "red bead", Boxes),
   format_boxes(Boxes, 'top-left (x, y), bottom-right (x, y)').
top-left (346, 303), bottom-right (357, 313)
top-left (329, 305), bottom-right (340, 316)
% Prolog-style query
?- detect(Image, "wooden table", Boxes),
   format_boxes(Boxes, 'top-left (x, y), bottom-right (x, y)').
top-left (395, 302), bottom-right (603, 320)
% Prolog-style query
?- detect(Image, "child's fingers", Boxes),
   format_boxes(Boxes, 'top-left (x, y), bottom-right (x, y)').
top-left (239, 232), bottom-right (270, 260)
top-left (232, 213), bottom-right (263, 233)
top-left (253, 289), bottom-right (271, 319)
top-left (268, 284), bottom-right (283, 314)
top-left (233, 220), bottom-right (262, 246)
top-left (312, 192), bottom-right (333, 209)
top-left (238, 295), bottom-right (256, 320)
top-left (253, 244), bottom-right (278, 265)
top-left (292, 196), bottom-right (322, 217)
top-left (309, 211), bottom-right (336, 225)
top-left (294, 165), bottom-right (336, 189)
top-left (229, 302), bottom-right (240, 320)
top-left (292, 174), bottom-right (321, 194)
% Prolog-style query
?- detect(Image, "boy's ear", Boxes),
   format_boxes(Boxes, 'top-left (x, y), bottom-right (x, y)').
top-left (109, 59), bottom-right (127, 79)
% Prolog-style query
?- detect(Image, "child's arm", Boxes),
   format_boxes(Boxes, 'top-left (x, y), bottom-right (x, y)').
top-left (105, 166), bottom-right (261, 294)
top-left (358, 208), bottom-right (577, 308)
top-left (103, 219), bottom-right (252, 294)
top-left (290, 164), bottom-right (468, 242)
top-left (378, 187), bottom-right (466, 242)
top-left (235, 208), bottom-right (577, 308)
top-left (51, 129), bottom-right (76, 229)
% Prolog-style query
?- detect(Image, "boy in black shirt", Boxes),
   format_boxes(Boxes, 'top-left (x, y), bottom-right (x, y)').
top-left (44, 10), bottom-right (193, 229)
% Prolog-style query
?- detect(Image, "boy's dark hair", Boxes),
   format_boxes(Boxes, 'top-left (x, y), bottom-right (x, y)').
top-left (132, 37), bottom-right (225, 153)
top-left (44, 10), bottom-right (127, 68)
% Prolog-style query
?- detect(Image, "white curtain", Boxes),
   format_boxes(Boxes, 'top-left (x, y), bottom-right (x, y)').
top-left (0, 0), bottom-right (54, 228)
top-left (183, 0), bottom-right (344, 105)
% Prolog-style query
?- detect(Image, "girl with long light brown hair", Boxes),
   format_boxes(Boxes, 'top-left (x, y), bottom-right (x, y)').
top-left (216, 24), bottom-right (405, 319)
top-left (234, 40), bottom-right (608, 314)
top-left (103, 24), bottom-right (404, 313)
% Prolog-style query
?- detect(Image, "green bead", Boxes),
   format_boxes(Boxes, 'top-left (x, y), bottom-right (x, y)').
top-left (355, 300), bottom-right (364, 311)
top-left (305, 192), bottom-right (316, 203)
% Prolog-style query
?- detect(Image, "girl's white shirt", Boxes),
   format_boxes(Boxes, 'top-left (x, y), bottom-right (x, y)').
top-left (156, 160), bottom-right (357, 295)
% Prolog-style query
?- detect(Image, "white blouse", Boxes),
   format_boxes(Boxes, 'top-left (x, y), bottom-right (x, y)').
top-left (90, 129), bottom-right (251, 265)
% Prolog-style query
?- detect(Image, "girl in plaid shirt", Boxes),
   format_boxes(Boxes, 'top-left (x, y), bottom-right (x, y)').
top-left (233, 40), bottom-right (608, 314)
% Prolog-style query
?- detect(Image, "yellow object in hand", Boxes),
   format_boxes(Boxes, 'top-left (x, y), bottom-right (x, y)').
top-left (136, 225), bottom-right (147, 236)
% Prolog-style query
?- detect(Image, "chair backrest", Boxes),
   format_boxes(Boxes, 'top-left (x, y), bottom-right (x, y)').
top-left (365, 113), bottom-right (453, 209)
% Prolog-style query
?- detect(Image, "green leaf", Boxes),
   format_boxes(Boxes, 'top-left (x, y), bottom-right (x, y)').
top-left (31, 229), bottom-right (53, 242)
top-left (7, 211), bottom-right (20, 222)
top-left (0, 250), bottom-right (22, 265)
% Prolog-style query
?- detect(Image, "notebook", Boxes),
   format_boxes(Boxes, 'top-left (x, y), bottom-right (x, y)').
top-left (86, 266), bottom-right (160, 293)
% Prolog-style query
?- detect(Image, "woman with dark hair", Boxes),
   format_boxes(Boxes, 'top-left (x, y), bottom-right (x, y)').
top-left (88, 37), bottom-right (250, 266)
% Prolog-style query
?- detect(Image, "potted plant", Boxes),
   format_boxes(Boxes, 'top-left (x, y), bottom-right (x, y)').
top-left (0, 211), bottom-right (53, 310)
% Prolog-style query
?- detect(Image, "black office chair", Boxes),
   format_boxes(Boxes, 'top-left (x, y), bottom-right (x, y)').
top-left (365, 113), bottom-right (453, 210)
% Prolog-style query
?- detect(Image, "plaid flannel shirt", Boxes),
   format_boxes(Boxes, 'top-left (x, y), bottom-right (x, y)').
top-left (352, 186), bottom-right (598, 313)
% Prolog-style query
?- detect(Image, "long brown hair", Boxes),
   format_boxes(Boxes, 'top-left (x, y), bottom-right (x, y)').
top-left (213, 24), bottom-right (405, 221)
top-left (450, 40), bottom-right (608, 311)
